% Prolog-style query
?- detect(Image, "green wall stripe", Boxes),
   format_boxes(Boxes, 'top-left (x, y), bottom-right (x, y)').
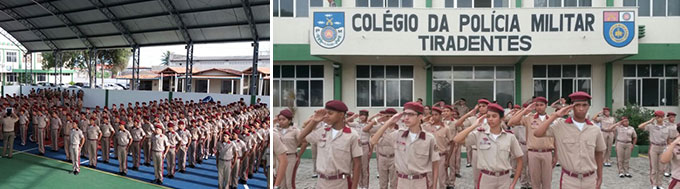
top-left (426, 0), bottom-right (432, 7)
top-left (169, 91), bottom-right (173, 101)
top-left (333, 63), bottom-right (342, 100)
top-left (605, 62), bottom-right (612, 109)
top-left (273, 44), bottom-right (324, 61)
top-left (105, 90), bottom-right (109, 108)
top-left (516, 0), bottom-right (522, 7)
top-left (514, 56), bottom-right (527, 104)
top-left (607, 0), bottom-right (613, 6)
top-left (336, 0), bottom-right (342, 7)
top-left (625, 44), bottom-right (680, 61)
top-left (421, 56), bottom-right (433, 106)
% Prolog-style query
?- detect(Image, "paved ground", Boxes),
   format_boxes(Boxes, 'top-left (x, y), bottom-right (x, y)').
top-left (294, 155), bottom-right (673, 189)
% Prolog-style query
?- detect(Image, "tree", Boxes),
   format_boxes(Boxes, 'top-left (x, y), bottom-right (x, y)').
top-left (161, 51), bottom-right (172, 66)
top-left (41, 49), bottom-right (131, 86)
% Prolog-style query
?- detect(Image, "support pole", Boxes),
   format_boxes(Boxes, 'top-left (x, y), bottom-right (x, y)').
top-left (248, 41), bottom-right (259, 104)
top-left (184, 42), bottom-right (194, 92)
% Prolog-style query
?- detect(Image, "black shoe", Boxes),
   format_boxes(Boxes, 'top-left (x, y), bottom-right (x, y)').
top-left (189, 165), bottom-right (195, 168)
top-left (158, 181), bottom-right (163, 185)
top-left (446, 186), bottom-right (454, 189)
top-left (104, 160), bottom-right (109, 163)
top-left (625, 174), bottom-right (632, 178)
top-left (39, 153), bottom-right (45, 156)
top-left (74, 171), bottom-right (79, 175)
top-left (455, 173), bottom-right (462, 178)
top-left (145, 163), bottom-right (151, 166)
top-left (168, 175), bottom-right (174, 179)
top-left (510, 174), bottom-right (515, 178)
top-left (248, 173), bottom-right (253, 178)
top-left (466, 164), bottom-right (471, 167)
top-left (619, 174), bottom-right (624, 178)
top-left (238, 179), bottom-right (246, 184)
top-left (123, 172), bottom-right (128, 176)
top-left (152, 179), bottom-right (157, 183)
top-left (197, 160), bottom-right (202, 164)
top-left (132, 167), bottom-right (139, 171)
top-left (179, 170), bottom-right (185, 173)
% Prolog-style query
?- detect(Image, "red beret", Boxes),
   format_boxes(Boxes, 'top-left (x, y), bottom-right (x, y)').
top-left (223, 131), bottom-right (230, 136)
top-left (359, 109), bottom-right (369, 113)
top-left (431, 107), bottom-right (442, 114)
top-left (167, 122), bottom-right (174, 127)
top-left (477, 99), bottom-right (490, 105)
top-left (325, 100), bottom-right (348, 112)
top-left (119, 121), bottom-right (126, 125)
top-left (533, 97), bottom-right (548, 104)
top-left (403, 102), bottom-right (424, 114)
top-left (655, 110), bottom-right (665, 117)
top-left (178, 121), bottom-right (184, 125)
top-left (379, 110), bottom-right (386, 114)
top-left (522, 103), bottom-right (528, 108)
top-left (669, 112), bottom-right (677, 117)
top-left (384, 108), bottom-right (397, 114)
top-left (155, 124), bottom-right (163, 129)
top-left (603, 107), bottom-right (610, 111)
top-left (443, 105), bottom-right (454, 111)
top-left (621, 116), bottom-right (628, 120)
top-left (347, 112), bottom-right (355, 116)
top-left (513, 105), bottom-right (520, 109)
top-left (568, 91), bottom-right (591, 102)
top-left (487, 103), bottom-right (505, 115)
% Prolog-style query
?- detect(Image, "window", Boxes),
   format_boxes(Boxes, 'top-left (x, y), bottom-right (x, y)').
top-left (274, 0), bottom-right (323, 17)
top-left (357, 0), bottom-right (413, 7)
top-left (6, 51), bottom-right (17, 63)
top-left (433, 66), bottom-right (514, 106)
top-left (445, 0), bottom-right (508, 7)
top-left (6, 73), bottom-right (16, 82)
top-left (624, 64), bottom-right (678, 106)
top-left (625, 0), bottom-right (680, 16)
top-left (534, 0), bottom-right (591, 7)
top-left (357, 65), bottom-right (413, 107)
top-left (37, 73), bottom-right (46, 82)
top-left (195, 80), bottom-right (208, 93)
top-left (273, 65), bottom-right (324, 107)
top-left (221, 80), bottom-right (241, 94)
top-left (532, 65), bottom-right (591, 103)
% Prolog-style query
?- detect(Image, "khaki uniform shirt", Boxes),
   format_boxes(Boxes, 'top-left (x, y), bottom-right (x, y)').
top-left (167, 131), bottom-right (181, 146)
top-left (2, 116), bottom-right (18, 132)
top-left (392, 128), bottom-right (440, 175)
top-left (100, 123), bottom-right (114, 137)
top-left (422, 122), bottom-right (454, 153)
top-left (305, 124), bottom-right (362, 175)
top-left (544, 117), bottom-right (606, 173)
top-left (70, 128), bottom-right (84, 146)
top-left (645, 122), bottom-right (671, 145)
top-left (152, 134), bottom-right (169, 152)
top-left (217, 141), bottom-right (235, 161)
top-left (522, 113), bottom-right (555, 150)
top-left (277, 125), bottom-right (299, 154)
top-left (597, 116), bottom-right (616, 132)
top-left (615, 126), bottom-right (637, 143)
top-left (376, 126), bottom-right (397, 156)
top-left (86, 125), bottom-right (101, 140)
top-left (131, 127), bottom-right (146, 141)
top-left (178, 129), bottom-right (192, 146)
top-left (466, 129), bottom-right (523, 171)
top-left (666, 146), bottom-right (680, 180)
top-left (116, 130), bottom-right (132, 146)
top-left (50, 117), bottom-right (61, 130)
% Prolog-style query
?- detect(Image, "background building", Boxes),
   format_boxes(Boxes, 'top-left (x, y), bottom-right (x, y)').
top-left (273, 0), bottom-right (680, 125)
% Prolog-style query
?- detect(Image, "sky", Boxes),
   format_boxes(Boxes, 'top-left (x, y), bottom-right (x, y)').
top-left (0, 28), bottom-right (270, 68)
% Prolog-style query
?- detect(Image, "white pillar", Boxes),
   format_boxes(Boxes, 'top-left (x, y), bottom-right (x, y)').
top-left (206, 79), bottom-right (210, 93)
top-left (240, 74), bottom-right (244, 95)
top-left (159, 72), bottom-right (164, 91)
top-left (174, 73), bottom-right (178, 92)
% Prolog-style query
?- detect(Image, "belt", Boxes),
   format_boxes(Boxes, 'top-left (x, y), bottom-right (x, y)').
top-left (519, 141), bottom-right (526, 145)
top-left (616, 140), bottom-right (631, 143)
top-left (561, 168), bottom-right (595, 179)
top-left (88, 139), bottom-right (98, 141)
top-left (360, 141), bottom-right (369, 145)
top-left (651, 142), bottom-right (667, 146)
top-left (397, 172), bottom-right (427, 180)
top-left (439, 152), bottom-right (448, 156)
top-left (118, 145), bottom-right (128, 147)
top-left (481, 169), bottom-right (510, 176)
top-left (169, 146), bottom-right (176, 148)
top-left (153, 150), bottom-right (164, 153)
top-left (218, 158), bottom-right (232, 162)
top-left (600, 129), bottom-right (613, 132)
top-left (2, 131), bottom-right (14, 133)
top-left (528, 149), bottom-right (553, 153)
top-left (318, 173), bottom-right (349, 180)
top-left (286, 152), bottom-right (296, 156)
top-left (378, 152), bottom-right (395, 158)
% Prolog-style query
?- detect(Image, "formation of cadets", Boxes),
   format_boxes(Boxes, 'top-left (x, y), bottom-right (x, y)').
top-left (0, 88), bottom-right (270, 189)
top-left (271, 90), bottom-right (680, 189)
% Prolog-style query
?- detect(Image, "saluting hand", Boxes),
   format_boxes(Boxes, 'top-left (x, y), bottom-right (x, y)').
top-left (311, 109), bottom-right (326, 122)
top-left (387, 112), bottom-right (403, 124)
top-left (553, 104), bottom-right (574, 117)
top-left (474, 114), bottom-right (488, 128)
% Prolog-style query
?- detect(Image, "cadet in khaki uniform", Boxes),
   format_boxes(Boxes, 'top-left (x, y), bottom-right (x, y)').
top-left (275, 109), bottom-right (301, 189)
top-left (364, 109), bottom-right (398, 189)
top-left (351, 110), bottom-right (371, 189)
top-left (115, 122), bottom-right (132, 175)
top-left (660, 127), bottom-right (680, 189)
top-left (50, 112), bottom-right (62, 152)
top-left (441, 105), bottom-right (462, 188)
top-left (608, 117), bottom-right (636, 177)
top-left (455, 99), bottom-right (491, 184)
top-left (217, 130), bottom-right (237, 189)
top-left (177, 121), bottom-right (192, 173)
top-left (2, 110), bottom-right (18, 158)
top-left (534, 91), bottom-right (606, 189)
top-left (639, 110), bottom-right (672, 188)
top-left (100, 116), bottom-right (114, 163)
top-left (273, 132), bottom-right (289, 188)
top-left (152, 125), bottom-right (170, 184)
top-left (508, 97), bottom-right (556, 189)
top-left (36, 111), bottom-right (48, 155)
top-left (593, 107), bottom-right (616, 167)
top-left (131, 120), bottom-right (147, 170)
top-left (86, 118), bottom-right (102, 168)
top-left (506, 104), bottom-right (531, 189)
top-left (422, 107), bottom-right (455, 189)
top-left (63, 116), bottom-right (74, 161)
top-left (166, 123), bottom-right (181, 178)
top-left (371, 102), bottom-right (439, 189)
top-left (666, 112), bottom-right (677, 177)
top-left (454, 103), bottom-right (523, 189)
top-left (69, 122), bottom-right (85, 175)
top-left (298, 100), bottom-right (362, 189)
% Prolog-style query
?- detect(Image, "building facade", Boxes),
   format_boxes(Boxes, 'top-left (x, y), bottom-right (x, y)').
top-left (273, 0), bottom-right (680, 125)
top-left (0, 42), bottom-right (74, 85)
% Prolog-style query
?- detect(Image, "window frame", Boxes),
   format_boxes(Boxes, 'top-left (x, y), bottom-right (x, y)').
top-left (274, 0), bottom-right (324, 17)
top-left (356, 0), bottom-right (414, 7)
top-left (532, 64), bottom-right (593, 103)
top-left (273, 64), bottom-right (325, 107)
top-left (356, 65), bottom-right (414, 108)
top-left (444, 0), bottom-right (510, 7)
top-left (432, 65), bottom-right (515, 105)
top-left (624, 0), bottom-right (680, 17)
top-left (623, 64), bottom-right (679, 107)
top-left (6, 51), bottom-right (17, 63)
top-left (534, 0), bottom-right (592, 7)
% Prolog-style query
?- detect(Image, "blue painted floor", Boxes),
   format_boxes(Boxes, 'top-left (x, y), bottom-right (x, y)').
top-left (0, 135), bottom-right (268, 189)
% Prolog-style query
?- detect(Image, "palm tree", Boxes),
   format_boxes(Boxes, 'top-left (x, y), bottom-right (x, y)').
top-left (161, 51), bottom-right (172, 66)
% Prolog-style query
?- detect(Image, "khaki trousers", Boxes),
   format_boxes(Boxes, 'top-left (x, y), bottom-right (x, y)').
top-left (616, 142), bottom-right (633, 174)
top-left (650, 144), bottom-right (666, 186)
top-left (528, 150), bottom-right (553, 189)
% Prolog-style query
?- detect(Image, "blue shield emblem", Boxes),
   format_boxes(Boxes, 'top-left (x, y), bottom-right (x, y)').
top-left (603, 11), bottom-right (635, 48)
top-left (313, 12), bottom-right (345, 49)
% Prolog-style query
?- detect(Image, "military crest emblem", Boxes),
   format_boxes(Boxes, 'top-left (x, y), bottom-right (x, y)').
top-left (313, 12), bottom-right (345, 49)
top-left (603, 11), bottom-right (635, 48)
